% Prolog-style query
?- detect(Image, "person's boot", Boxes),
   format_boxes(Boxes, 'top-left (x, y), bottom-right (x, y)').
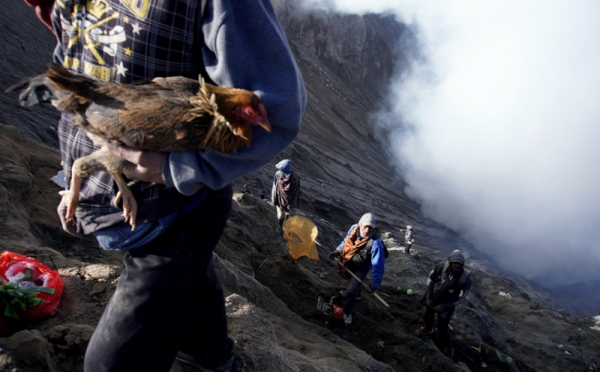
top-left (414, 326), bottom-right (434, 336)
top-left (343, 313), bottom-right (352, 325)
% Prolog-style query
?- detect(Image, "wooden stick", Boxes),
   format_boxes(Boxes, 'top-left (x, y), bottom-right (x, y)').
top-left (334, 258), bottom-right (390, 308)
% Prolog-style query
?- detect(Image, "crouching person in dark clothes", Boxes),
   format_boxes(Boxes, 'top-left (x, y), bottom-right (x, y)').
top-left (415, 250), bottom-right (472, 361)
top-left (328, 213), bottom-right (386, 325)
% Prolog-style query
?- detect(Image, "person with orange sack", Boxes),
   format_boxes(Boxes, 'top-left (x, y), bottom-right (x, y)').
top-left (328, 213), bottom-right (386, 326)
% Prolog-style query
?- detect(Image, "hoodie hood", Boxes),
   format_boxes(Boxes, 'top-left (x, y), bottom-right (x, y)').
top-left (448, 250), bottom-right (466, 265)
top-left (276, 159), bottom-right (292, 174)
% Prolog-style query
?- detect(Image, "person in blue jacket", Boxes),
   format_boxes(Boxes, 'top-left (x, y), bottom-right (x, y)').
top-left (328, 213), bottom-right (386, 325)
top-left (24, 0), bottom-right (306, 371)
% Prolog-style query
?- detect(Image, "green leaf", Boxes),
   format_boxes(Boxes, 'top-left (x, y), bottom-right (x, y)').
top-left (20, 287), bottom-right (56, 295)
top-left (4, 302), bottom-right (19, 320)
top-left (3, 303), bottom-right (12, 317)
top-left (11, 298), bottom-right (26, 311)
top-left (496, 349), bottom-right (513, 365)
top-left (0, 285), bottom-right (54, 320)
top-left (7, 289), bottom-right (24, 298)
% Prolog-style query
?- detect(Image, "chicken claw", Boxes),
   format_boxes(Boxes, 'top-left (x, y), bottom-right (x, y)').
top-left (59, 172), bottom-right (83, 224)
top-left (58, 189), bottom-right (78, 223)
top-left (111, 173), bottom-right (138, 231)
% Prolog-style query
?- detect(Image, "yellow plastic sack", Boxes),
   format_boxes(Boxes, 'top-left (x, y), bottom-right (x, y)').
top-left (282, 216), bottom-right (319, 261)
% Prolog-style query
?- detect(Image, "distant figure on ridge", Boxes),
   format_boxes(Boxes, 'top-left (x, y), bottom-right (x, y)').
top-left (328, 213), bottom-right (386, 325)
top-left (271, 159), bottom-right (300, 235)
top-left (399, 225), bottom-right (414, 254)
top-left (415, 250), bottom-right (472, 361)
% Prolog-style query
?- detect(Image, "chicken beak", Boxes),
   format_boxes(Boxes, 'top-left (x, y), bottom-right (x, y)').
top-left (258, 121), bottom-right (271, 133)
top-left (257, 103), bottom-right (271, 132)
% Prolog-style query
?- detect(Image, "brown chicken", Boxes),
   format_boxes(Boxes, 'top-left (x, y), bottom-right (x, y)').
top-left (7, 62), bottom-right (270, 230)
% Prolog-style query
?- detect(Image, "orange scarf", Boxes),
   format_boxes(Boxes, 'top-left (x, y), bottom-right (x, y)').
top-left (338, 225), bottom-right (369, 279)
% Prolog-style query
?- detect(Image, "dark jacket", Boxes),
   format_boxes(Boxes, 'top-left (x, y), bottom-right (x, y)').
top-left (425, 261), bottom-right (472, 312)
top-left (271, 159), bottom-right (300, 209)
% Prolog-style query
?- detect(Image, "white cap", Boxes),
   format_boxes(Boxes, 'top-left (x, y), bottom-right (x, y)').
top-left (407, 225), bottom-right (413, 230)
top-left (359, 213), bottom-right (377, 228)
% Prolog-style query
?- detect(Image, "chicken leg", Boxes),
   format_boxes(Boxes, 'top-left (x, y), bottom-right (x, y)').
top-left (60, 146), bottom-right (138, 230)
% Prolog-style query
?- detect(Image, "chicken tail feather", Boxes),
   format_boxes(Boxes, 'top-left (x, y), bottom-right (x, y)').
top-left (46, 62), bottom-right (100, 98)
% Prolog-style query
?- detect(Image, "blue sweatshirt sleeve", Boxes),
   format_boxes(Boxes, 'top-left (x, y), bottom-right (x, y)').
top-left (163, 0), bottom-right (306, 194)
top-left (336, 225), bottom-right (356, 251)
top-left (369, 239), bottom-right (385, 290)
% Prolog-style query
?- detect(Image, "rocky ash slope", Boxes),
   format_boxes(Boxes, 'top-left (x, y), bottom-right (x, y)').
top-left (0, 1), bottom-right (598, 371)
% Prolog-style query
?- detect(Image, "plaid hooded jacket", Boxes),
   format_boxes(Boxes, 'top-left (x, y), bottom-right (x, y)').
top-left (51, 0), bottom-right (306, 234)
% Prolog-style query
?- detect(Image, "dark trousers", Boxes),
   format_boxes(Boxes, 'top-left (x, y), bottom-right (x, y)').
top-left (84, 186), bottom-right (233, 372)
top-left (342, 266), bottom-right (368, 315)
top-left (423, 306), bottom-right (455, 349)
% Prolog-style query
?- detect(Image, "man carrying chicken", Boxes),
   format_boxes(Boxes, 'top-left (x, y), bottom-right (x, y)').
top-left (23, 0), bottom-right (306, 371)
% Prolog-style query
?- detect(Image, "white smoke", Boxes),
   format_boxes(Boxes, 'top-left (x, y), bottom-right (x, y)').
top-left (302, 0), bottom-right (600, 286)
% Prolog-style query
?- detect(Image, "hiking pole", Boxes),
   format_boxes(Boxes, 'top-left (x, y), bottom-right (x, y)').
top-left (334, 258), bottom-right (390, 308)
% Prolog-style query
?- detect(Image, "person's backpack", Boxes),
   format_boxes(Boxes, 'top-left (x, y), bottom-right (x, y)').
top-left (441, 261), bottom-right (470, 288)
top-left (366, 232), bottom-right (389, 259)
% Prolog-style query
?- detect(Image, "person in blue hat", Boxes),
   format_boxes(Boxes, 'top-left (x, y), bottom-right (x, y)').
top-left (271, 159), bottom-right (300, 235)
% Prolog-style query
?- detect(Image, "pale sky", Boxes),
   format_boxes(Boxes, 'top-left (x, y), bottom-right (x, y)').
top-left (301, 0), bottom-right (600, 286)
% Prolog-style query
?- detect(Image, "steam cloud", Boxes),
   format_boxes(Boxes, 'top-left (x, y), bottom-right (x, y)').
top-left (303, 0), bottom-right (600, 286)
